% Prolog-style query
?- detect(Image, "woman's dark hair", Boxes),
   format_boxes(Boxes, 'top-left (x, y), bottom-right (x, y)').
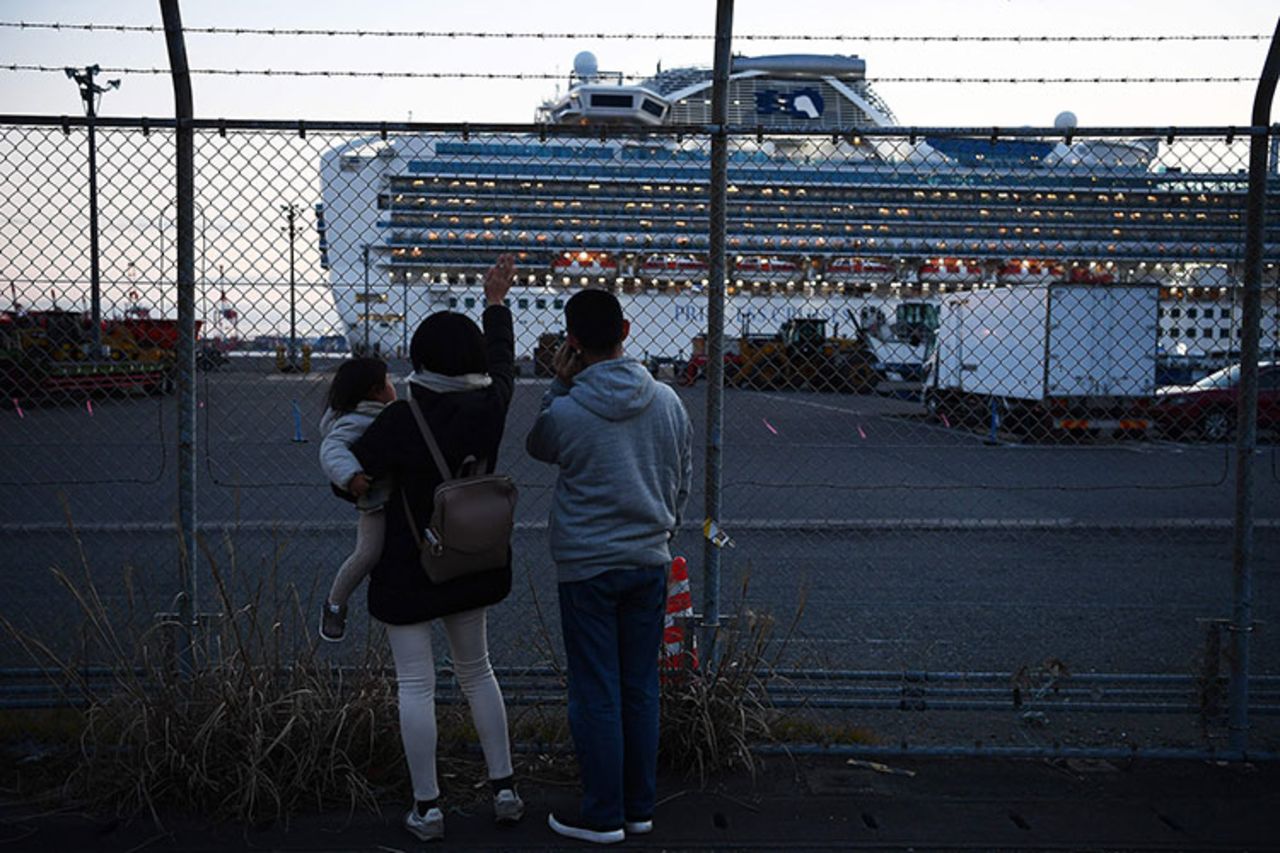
top-left (410, 311), bottom-right (487, 375)
top-left (327, 357), bottom-right (387, 413)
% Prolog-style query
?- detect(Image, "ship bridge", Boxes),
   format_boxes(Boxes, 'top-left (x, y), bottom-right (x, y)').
top-left (644, 53), bottom-right (898, 129)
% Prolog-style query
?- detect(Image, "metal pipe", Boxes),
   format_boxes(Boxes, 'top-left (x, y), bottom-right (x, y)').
top-left (1230, 14), bottom-right (1280, 755)
top-left (752, 743), bottom-right (1280, 762)
top-left (284, 202), bottom-right (298, 367)
top-left (765, 697), bottom-right (1280, 714)
top-left (5, 114), bottom-right (1276, 139)
top-left (769, 669), bottom-right (1280, 686)
top-left (86, 107), bottom-right (102, 359)
top-left (700, 0), bottom-right (734, 665)
top-left (161, 0), bottom-right (197, 676)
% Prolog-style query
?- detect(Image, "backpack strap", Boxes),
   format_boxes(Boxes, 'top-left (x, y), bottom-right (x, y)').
top-left (407, 397), bottom-right (489, 477)
top-left (407, 397), bottom-right (452, 481)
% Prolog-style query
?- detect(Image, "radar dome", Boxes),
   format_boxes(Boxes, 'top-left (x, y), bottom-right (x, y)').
top-left (573, 51), bottom-right (599, 79)
top-left (1054, 111), bottom-right (1078, 130)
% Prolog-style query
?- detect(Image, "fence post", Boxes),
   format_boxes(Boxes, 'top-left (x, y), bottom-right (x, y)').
top-left (1230, 15), bottom-right (1280, 756)
top-left (700, 0), bottom-right (734, 665)
top-left (160, 0), bottom-right (198, 673)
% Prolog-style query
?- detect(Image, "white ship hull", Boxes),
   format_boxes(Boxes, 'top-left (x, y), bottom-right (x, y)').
top-left (342, 283), bottom-right (935, 366)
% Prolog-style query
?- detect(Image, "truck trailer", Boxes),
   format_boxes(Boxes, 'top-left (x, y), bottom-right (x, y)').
top-left (923, 284), bottom-right (1158, 435)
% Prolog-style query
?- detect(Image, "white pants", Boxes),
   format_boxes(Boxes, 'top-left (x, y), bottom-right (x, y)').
top-left (384, 608), bottom-right (514, 801)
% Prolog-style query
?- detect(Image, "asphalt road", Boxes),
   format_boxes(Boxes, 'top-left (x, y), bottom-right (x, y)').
top-left (1, 362), bottom-right (1277, 747)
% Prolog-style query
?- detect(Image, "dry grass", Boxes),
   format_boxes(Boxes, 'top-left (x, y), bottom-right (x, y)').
top-left (2, 529), bottom-right (826, 823)
top-left (0, 525), bottom-right (405, 826)
top-left (658, 573), bottom-right (804, 783)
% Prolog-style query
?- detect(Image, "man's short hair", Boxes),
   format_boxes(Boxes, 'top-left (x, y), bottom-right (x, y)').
top-left (565, 289), bottom-right (625, 354)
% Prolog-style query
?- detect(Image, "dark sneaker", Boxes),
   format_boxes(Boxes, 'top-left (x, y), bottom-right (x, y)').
top-left (548, 812), bottom-right (624, 844)
top-left (319, 600), bottom-right (346, 642)
top-left (404, 806), bottom-right (444, 841)
top-left (494, 788), bottom-right (524, 825)
top-left (625, 817), bottom-right (653, 834)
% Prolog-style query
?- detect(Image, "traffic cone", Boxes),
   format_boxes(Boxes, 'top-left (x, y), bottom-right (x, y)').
top-left (661, 556), bottom-right (697, 681)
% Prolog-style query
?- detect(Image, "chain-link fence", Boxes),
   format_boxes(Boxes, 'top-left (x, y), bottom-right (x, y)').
top-left (1, 118), bottom-right (1277, 753)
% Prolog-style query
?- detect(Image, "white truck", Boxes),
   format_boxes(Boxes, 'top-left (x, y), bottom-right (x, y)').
top-left (923, 284), bottom-right (1159, 434)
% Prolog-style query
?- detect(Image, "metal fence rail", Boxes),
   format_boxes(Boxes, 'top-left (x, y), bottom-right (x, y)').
top-left (1, 109), bottom-right (1277, 756)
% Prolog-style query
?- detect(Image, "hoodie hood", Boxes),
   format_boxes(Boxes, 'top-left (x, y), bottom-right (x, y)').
top-left (569, 358), bottom-right (657, 422)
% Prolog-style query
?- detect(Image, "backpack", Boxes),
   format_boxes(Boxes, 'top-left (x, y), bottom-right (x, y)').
top-left (400, 397), bottom-right (518, 584)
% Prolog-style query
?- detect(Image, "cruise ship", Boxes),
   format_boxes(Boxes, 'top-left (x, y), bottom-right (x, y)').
top-left (317, 52), bottom-right (1280, 372)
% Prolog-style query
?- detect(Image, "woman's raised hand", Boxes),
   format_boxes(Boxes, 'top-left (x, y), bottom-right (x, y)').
top-left (484, 253), bottom-right (517, 306)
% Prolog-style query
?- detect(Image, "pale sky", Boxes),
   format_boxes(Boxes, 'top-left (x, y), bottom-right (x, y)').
top-left (1, 1), bottom-right (1277, 127)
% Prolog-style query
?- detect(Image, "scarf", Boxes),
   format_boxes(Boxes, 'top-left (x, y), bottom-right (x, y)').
top-left (406, 369), bottom-right (493, 393)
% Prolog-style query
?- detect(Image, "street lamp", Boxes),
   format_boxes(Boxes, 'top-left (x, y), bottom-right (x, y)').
top-left (362, 243), bottom-right (372, 355)
top-left (66, 64), bottom-right (120, 360)
top-left (281, 202), bottom-right (299, 367)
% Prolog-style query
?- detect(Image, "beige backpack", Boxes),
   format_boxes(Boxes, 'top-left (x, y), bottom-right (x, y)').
top-left (400, 398), bottom-right (517, 584)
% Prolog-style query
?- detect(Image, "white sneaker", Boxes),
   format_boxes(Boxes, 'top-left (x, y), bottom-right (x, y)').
top-left (548, 812), bottom-right (625, 844)
top-left (494, 788), bottom-right (525, 825)
top-left (404, 806), bottom-right (444, 842)
top-left (625, 818), bottom-right (653, 834)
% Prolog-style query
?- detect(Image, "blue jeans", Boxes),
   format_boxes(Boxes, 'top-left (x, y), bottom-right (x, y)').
top-left (558, 565), bottom-right (667, 829)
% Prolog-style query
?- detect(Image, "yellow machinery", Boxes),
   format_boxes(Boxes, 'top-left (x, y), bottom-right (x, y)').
top-left (729, 317), bottom-right (881, 393)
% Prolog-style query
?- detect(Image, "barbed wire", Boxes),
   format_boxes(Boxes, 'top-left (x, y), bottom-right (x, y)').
top-left (0, 21), bottom-right (1270, 42)
top-left (2, 64), bottom-right (1258, 84)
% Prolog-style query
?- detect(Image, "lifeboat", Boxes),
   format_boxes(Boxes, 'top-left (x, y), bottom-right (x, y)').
top-left (552, 251), bottom-right (619, 279)
top-left (997, 260), bottom-right (1064, 285)
top-left (733, 256), bottom-right (801, 283)
top-left (1066, 265), bottom-right (1115, 284)
top-left (824, 257), bottom-right (895, 285)
top-left (918, 258), bottom-right (985, 284)
top-left (640, 254), bottom-right (708, 282)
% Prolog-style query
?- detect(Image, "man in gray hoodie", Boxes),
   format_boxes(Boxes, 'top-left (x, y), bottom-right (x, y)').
top-left (527, 289), bottom-right (692, 845)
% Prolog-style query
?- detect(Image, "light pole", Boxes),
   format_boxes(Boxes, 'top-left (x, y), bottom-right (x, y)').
top-left (66, 64), bottom-right (120, 360)
top-left (281, 202), bottom-right (299, 367)
top-left (362, 243), bottom-right (372, 355)
top-left (125, 261), bottom-right (139, 317)
top-left (402, 270), bottom-right (410, 357)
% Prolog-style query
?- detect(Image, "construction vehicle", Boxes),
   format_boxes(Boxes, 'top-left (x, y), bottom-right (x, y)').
top-left (0, 309), bottom-right (197, 400)
top-left (728, 317), bottom-right (881, 393)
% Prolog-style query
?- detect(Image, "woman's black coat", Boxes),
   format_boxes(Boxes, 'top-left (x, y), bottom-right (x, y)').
top-left (351, 306), bottom-right (514, 625)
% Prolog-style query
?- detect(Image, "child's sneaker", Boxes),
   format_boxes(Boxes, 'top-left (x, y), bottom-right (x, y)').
top-left (404, 806), bottom-right (444, 841)
top-left (319, 600), bottom-right (346, 642)
top-left (494, 788), bottom-right (524, 825)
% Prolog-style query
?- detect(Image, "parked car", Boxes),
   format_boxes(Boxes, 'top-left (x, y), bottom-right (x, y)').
top-left (1150, 361), bottom-right (1280, 441)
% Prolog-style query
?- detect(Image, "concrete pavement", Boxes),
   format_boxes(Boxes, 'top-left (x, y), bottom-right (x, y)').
top-left (3, 754), bottom-right (1277, 851)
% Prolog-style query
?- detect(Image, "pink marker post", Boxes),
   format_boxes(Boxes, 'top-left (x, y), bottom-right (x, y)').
top-left (762, 418), bottom-right (779, 435)
top-left (86, 399), bottom-right (94, 417)
top-left (12, 398), bottom-right (24, 419)
top-left (857, 424), bottom-right (867, 440)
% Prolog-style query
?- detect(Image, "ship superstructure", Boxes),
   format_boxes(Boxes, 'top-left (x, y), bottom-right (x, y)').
top-left (318, 52), bottom-right (1280, 364)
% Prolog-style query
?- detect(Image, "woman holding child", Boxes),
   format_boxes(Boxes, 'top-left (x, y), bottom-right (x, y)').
top-left (331, 255), bottom-right (523, 842)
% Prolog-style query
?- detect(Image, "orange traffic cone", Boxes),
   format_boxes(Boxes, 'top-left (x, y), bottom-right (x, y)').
top-left (661, 556), bottom-right (697, 680)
